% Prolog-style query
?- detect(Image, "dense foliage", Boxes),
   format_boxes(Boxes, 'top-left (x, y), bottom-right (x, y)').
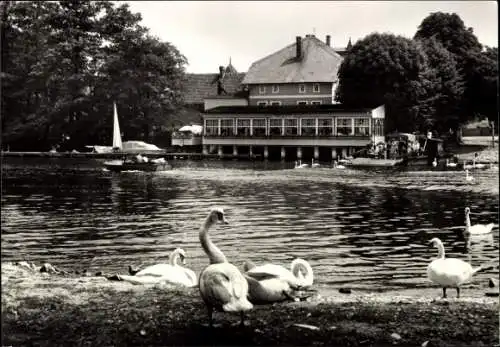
top-left (336, 11), bottom-right (498, 134)
top-left (1, 1), bottom-right (187, 151)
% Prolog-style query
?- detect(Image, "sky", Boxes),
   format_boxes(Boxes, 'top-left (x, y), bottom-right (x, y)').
top-left (123, 1), bottom-right (498, 73)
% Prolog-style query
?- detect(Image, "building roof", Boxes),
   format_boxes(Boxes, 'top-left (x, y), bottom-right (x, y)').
top-left (182, 72), bottom-right (246, 105)
top-left (204, 104), bottom-right (382, 115)
top-left (242, 35), bottom-right (344, 84)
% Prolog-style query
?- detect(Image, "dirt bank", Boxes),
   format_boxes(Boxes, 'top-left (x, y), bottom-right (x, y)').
top-left (1, 263), bottom-right (498, 347)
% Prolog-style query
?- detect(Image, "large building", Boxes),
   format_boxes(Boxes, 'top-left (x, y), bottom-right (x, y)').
top-left (241, 35), bottom-right (343, 107)
top-left (182, 34), bottom-right (385, 161)
top-left (202, 104), bottom-right (385, 161)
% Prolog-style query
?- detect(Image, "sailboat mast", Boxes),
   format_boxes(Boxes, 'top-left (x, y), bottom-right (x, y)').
top-left (112, 102), bottom-right (123, 150)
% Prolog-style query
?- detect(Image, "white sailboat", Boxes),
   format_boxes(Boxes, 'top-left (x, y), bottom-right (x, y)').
top-left (103, 102), bottom-right (170, 172)
top-left (112, 102), bottom-right (123, 151)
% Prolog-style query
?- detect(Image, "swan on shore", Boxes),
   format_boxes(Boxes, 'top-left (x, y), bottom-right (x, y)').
top-left (427, 237), bottom-right (488, 298)
top-left (198, 208), bottom-right (253, 327)
top-left (243, 258), bottom-right (314, 304)
top-left (311, 159), bottom-right (320, 168)
top-left (114, 248), bottom-right (197, 287)
top-left (446, 159), bottom-right (457, 168)
top-left (245, 258), bottom-right (314, 288)
top-left (464, 207), bottom-right (495, 235)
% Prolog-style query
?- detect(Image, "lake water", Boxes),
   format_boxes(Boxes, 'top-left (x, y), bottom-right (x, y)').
top-left (1, 157), bottom-right (498, 292)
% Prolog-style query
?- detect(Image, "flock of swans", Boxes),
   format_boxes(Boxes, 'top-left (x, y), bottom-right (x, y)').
top-left (294, 159), bottom-right (346, 169)
top-left (108, 204), bottom-right (496, 327)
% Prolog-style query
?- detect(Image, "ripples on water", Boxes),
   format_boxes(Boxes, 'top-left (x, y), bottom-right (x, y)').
top-left (1, 157), bottom-right (498, 292)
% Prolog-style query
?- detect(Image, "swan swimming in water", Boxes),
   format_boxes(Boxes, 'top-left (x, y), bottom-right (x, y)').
top-left (114, 248), bottom-right (197, 287)
top-left (432, 158), bottom-right (438, 167)
top-left (463, 161), bottom-right (474, 170)
top-left (333, 160), bottom-right (346, 169)
top-left (294, 160), bottom-right (309, 169)
top-left (446, 159), bottom-right (457, 168)
top-left (464, 207), bottom-right (495, 235)
top-left (465, 169), bottom-right (474, 182)
top-left (427, 237), bottom-right (490, 298)
top-left (198, 208), bottom-right (253, 327)
top-left (311, 158), bottom-right (320, 168)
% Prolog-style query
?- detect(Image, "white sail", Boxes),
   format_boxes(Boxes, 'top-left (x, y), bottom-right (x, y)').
top-left (112, 102), bottom-right (123, 150)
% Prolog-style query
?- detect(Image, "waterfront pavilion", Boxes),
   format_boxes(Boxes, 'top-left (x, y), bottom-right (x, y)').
top-left (201, 104), bottom-right (385, 161)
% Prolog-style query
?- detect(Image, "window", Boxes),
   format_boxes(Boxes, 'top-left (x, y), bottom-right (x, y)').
top-left (205, 119), bottom-right (218, 136)
top-left (310, 101), bottom-right (322, 105)
top-left (236, 119), bottom-right (250, 136)
top-left (336, 118), bottom-right (352, 136)
top-left (269, 118), bottom-right (282, 136)
top-left (318, 118), bottom-right (333, 136)
top-left (298, 84), bottom-right (306, 93)
top-left (313, 83), bottom-right (320, 93)
top-left (252, 119), bottom-right (266, 136)
top-left (296, 101), bottom-right (308, 105)
top-left (272, 85), bottom-right (279, 93)
top-left (270, 101), bottom-right (282, 106)
top-left (284, 118), bottom-right (298, 136)
top-left (301, 118), bottom-right (316, 136)
top-left (257, 101), bottom-right (268, 107)
top-left (220, 119), bottom-right (234, 136)
top-left (259, 85), bottom-right (266, 94)
top-left (354, 118), bottom-right (370, 136)
top-left (372, 119), bottom-right (384, 136)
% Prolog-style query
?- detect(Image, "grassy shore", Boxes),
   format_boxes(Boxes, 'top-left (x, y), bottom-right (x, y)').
top-left (1, 263), bottom-right (498, 347)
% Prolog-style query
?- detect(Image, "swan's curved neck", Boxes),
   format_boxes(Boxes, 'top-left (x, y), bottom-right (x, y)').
top-left (199, 216), bottom-right (227, 264)
top-left (465, 211), bottom-right (471, 229)
top-left (169, 250), bottom-right (182, 266)
top-left (435, 241), bottom-right (445, 259)
top-left (290, 258), bottom-right (313, 284)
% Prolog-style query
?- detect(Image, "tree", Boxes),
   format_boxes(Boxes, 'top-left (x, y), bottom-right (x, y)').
top-left (414, 12), bottom-right (495, 128)
top-left (1, 1), bottom-right (188, 150)
top-left (335, 33), bottom-right (428, 132)
top-left (415, 37), bottom-right (465, 133)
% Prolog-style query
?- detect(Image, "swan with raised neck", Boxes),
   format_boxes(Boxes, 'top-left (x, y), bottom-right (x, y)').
top-left (199, 207), bottom-right (228, 264)
top-left (464, 207), bottom-right (495, 235)
top-left (198, 207), bottom-right (253, 327)
top-left (427, 237), bottom-right (491, 298)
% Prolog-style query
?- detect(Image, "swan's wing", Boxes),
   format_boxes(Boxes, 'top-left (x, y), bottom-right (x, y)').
top-left (245, 271), bottom-right (280, 281)
top-left (117, 275), bottom-right (165, 285)
top-left (201, 271), bottom-right (233, 305)
top-left (135, 263), bottom-right (173, 277)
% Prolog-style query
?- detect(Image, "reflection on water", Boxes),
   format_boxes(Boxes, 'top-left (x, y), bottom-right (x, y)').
top-left (1, 157), bottom-right (499, 291)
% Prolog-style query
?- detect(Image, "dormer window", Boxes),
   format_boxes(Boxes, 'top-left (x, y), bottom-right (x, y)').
top-left (298, 84), bottom-right (306, 93)
top-left (259, 85), bottom-right (266, 94)
top-left (313, 83), bottom-right (320, 93)
top-left (272, 85), bottom-right (279, 93)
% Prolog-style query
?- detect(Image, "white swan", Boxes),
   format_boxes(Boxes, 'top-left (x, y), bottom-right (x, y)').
top-left (245, 258), bottom-right (314, 288)
top-left (464, 207), bottom-right (495, 235)
top-left (473, 159), bottom-right (486, 169)
top-left (198, 208), bottom-right (253, 327)
top-left (311, 159), bottom-right (320, 168)
top-left (294, 160), bottom-right (309, 169)
top-left (333, 161), bottom-right (345, 169)
top-left (463, 160), bottom-right (474, 170)
top-left (432, 158), bottom-right (437, 167)
top-left (446, 159), bottom-right (457, 168)
top-left (465, 169), bottom-right (474, 182)
top-left (114, 248), bottom-right (197, 287)
top-left (427, 237), bottom-right (487, 298)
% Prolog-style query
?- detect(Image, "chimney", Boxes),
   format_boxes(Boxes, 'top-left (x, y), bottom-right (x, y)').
top-left (326, 35), bottom-right (331, 47)
top-left (296, 36), bottom-right (302, 59)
